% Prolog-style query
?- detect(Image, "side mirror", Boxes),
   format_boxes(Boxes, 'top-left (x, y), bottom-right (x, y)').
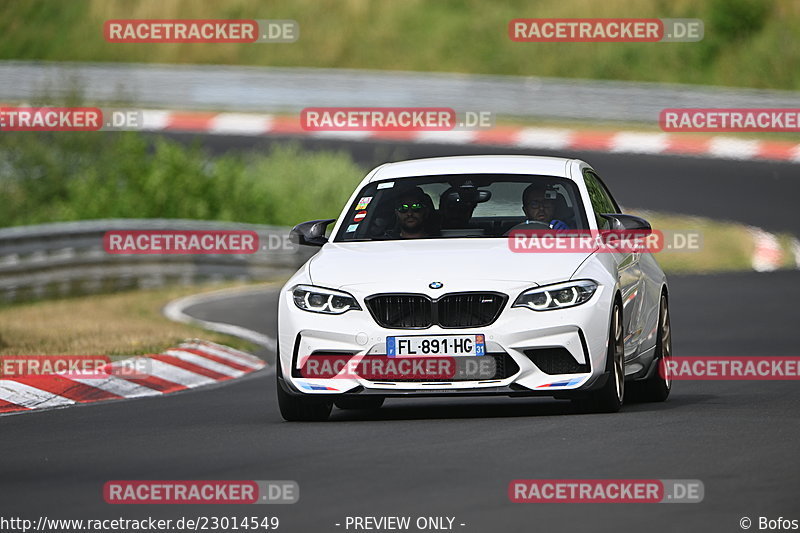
top-left (600, 214), bottom-right (652, 232)
top-left (290, 219), bottom-right (336, 247)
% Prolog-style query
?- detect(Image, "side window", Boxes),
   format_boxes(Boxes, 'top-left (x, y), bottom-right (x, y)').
top-left (583, 170), bottom-right (618, 229)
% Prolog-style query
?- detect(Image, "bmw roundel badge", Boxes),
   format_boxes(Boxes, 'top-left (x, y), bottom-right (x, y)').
top-left (429, 281), bottom-right (444, 289)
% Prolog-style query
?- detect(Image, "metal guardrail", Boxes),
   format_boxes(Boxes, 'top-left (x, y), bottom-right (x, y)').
top-left (2, 61), bottom-right (800, 123)
top-left (0, 219), bottom-right (313, 303)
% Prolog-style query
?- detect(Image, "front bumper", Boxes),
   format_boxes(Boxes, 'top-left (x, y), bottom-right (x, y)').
top-left (277, 281), bottom-right (615, 398)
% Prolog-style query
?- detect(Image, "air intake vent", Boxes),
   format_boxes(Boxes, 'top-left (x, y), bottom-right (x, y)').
top-left (524, 347), bottom-right (590, 375)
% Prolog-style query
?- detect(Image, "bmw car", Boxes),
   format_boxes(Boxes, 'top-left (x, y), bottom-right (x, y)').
top-left (276, 155), bottom-right (672, 421)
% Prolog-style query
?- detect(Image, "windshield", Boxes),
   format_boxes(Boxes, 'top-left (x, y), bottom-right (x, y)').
top-left (333, 174), bottom-right (589, 242)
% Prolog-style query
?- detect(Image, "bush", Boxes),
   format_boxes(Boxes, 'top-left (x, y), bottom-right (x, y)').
top-left (0, 132), bottom-right (365, 227)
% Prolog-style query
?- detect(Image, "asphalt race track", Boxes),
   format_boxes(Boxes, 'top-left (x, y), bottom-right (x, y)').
top-left (2, 139), bottom-right (799, 533)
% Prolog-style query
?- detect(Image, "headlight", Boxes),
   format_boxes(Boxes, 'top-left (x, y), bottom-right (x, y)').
top-left (292, 285), bottom-right (362, 314)
top-left (513, 280), bottom-right (598, 311)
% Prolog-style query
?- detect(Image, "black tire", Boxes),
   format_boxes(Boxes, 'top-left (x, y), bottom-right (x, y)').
top-left (574, 301), bottom-right (625, 414)
top-left (276, 358), bottom-right (333, 422)
top-left (334, 397), bottom-right (385, 410)
top-left (636, 292), bottom-right (672, 402)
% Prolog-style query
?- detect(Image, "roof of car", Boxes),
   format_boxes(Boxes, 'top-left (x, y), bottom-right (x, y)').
top-left (368, 155), bottom-right (575, 182)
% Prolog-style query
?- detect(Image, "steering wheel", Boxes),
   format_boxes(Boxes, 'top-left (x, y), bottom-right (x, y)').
top-left (503, 220), bottom-right (551, 236)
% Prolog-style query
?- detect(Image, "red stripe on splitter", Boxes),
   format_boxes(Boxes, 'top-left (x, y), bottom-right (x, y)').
top-left (0, 398), bottom-right (29, 413)
top-left (149, 354), bottom-right (231, 381)
top-left (174, 348), bottom-right (252, 372)
top-left (7, 375), bottom-right (122, 402)
top-left (165, 112), bottom-right (217, 131)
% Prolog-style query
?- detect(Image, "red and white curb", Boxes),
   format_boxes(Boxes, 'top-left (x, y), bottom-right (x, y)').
top-left (0, 340), bottom-right (265, 415)
top-left (749, 228), bottom-right (790, 272)
top-left (138, 110), bottom-right (800, 163)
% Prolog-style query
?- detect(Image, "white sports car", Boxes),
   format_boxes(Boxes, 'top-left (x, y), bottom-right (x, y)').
top-left (277, 155), bottom-right (672, 421)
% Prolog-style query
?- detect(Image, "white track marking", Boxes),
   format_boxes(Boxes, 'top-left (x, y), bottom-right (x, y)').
top-left (68, 375), bottom-right (162, 398)
top-left (140, 110), bottom-right (172, 131)
top-left (749, 227), bottom-right (784, 272)
top-left (180, 342), bottom-right (264, 369)
top-left (164, 349), bottom-right (245, 377)
top-left (514, 128), bottom-right (572, 149)
top-left (708, 138), bottom-right (760, 160)
top-left (414, 130), bottom-right (478, 144)
top-left (610, 132), bottom-right (669, 154)
top-left (210, 113), bottom-right (273, 135)
top-left (0, 381), bottom-right (75, 409)
top-left (143, 359), bottom-right (217, 387)
top-left (312, 130), bottom-right (372, 140)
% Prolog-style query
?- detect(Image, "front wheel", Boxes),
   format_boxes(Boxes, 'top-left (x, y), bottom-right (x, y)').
top-left (574, 301), bottom-right (625, 413)
top-left (276, 360), bottom-right (333, 422)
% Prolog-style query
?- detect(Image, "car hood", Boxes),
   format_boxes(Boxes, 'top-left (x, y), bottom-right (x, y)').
top-left (308, 239), bottom-right (594, 291)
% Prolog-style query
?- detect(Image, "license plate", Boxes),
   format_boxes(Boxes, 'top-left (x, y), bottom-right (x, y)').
top-left (386, 334), bottom-right (486, 357)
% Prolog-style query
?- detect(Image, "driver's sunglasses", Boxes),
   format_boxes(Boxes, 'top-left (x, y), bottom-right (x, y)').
top-left (395, 203), bottom-right (426, 213)
top-left (526, 200), bottom-right (555, 210)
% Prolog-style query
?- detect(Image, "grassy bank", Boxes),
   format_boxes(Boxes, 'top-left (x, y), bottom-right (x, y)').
top-left (0, 132), bottom-right (364, 228)
top-left (0, 282), bottom-right (262, 356)
top-left (631, 210), bottom-right (758, 273)
top-left (1, 0), bottom-right (797, 89)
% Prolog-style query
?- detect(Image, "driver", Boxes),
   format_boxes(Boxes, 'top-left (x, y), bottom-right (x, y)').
top-left (522, 183), bottom-right (570, 230)
top-left (390, 187), bottom-right (436, 239)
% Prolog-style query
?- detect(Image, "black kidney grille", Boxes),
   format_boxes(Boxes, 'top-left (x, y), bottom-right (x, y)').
top-left (438, 293), bottom-right (506, 328)
top-left (366, 292), bottom-right (507, 329)
top-left (366, 294), bottom-right (432, 328)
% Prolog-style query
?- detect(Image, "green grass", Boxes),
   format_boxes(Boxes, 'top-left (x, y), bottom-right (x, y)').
top-left (1, 0), bottom-right (798, 89)
top-left (0, 281), bottom-right (263, 356)
top-left (629, 210), bottom-right (756, 273)
top-left (0, 132), bottom-right (364, 228)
